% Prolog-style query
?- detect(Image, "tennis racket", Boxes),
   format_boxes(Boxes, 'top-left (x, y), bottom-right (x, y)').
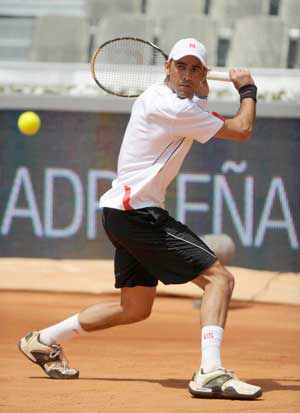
top-left (91, 37), bottom-right (230, 98)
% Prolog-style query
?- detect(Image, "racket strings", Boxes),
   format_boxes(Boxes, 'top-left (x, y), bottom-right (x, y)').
top-left (93, 39), bottom-right (166, 97)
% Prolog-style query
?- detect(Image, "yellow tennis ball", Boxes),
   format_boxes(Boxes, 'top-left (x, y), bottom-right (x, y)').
top-left (18, 111), bottom-right (41, 136)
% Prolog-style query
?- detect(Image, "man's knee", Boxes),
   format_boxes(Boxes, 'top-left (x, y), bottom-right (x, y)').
top-left (194, 261), bottom-right (235, 294)
top-left (122, 306), bottom-right (152, 323)
top-left (210, 266), bottom-right (235, 296)
top-left (220, 268), bottom-right (235, 293)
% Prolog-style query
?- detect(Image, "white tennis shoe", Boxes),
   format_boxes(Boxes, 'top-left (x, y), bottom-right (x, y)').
top-left (19, 331), bottom-right (79, 379)
top-left (188, 368), bottom-right (262, 399)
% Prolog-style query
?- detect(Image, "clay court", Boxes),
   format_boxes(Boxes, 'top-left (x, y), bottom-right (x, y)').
top-left (1, 288), bottom-right (300, 413)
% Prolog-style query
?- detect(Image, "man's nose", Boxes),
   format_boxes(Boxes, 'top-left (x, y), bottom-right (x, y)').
top-left (183, 68), bottom-right (193, 80)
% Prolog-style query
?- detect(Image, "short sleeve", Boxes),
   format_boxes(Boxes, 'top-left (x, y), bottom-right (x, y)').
top-left (165, 95), bottom-right (224, 143)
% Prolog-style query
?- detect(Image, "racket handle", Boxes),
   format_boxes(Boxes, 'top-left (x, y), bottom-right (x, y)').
top-left (207, 71), bottom-right (231, 82)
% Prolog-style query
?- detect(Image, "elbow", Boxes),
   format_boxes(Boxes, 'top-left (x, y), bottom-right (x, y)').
top-left (235, 115), bottom-right (255, 141)
top-left (240, 127), bottom-right (253, 141)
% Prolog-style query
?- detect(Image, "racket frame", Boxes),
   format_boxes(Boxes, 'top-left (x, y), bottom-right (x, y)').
top-left (91, 37), bottom-right (168, 97)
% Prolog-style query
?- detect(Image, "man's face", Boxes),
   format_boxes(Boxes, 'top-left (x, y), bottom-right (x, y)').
top-left (165, 55), bottom-right (207, 99)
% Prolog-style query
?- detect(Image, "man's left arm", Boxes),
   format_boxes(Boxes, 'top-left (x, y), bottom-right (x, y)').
top-left (195, 78), bottom-right (209, 99)
top-left (213, 69), bottom-right (257, 142)
top-left (194, 79), bottom-right (209, 108)
top-left (194, 64), bottom-right (210, 106)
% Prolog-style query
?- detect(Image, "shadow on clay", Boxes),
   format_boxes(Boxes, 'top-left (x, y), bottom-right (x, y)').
top-left (29, 377), bottom-right (300, 393)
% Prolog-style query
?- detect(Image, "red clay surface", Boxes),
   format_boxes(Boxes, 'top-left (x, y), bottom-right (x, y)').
top-left (1, 291), bottom-right (300, 413)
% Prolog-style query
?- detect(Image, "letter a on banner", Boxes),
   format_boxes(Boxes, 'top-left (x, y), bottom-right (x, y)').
top-left (255, 177), bottom-right (299, 249)
top-left (1, 167), bottom-right (43, 236)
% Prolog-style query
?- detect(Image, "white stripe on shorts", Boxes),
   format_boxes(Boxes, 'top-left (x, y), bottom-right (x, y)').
top-left (166, 232), bottom-right (217, 259)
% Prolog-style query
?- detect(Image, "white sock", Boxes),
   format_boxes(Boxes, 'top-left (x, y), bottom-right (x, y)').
top-left (200, 325), bottom-right (224, 373)
top-left (39, 314), bottom-right (85, 346)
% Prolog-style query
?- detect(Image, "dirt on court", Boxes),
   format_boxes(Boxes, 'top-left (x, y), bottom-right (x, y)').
top-left (1, 290), bottom-right (299, 413)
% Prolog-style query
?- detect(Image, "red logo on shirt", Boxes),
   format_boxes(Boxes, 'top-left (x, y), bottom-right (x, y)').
top-left (212, 112), bottom-right (225, 122)
top-left (123, 185), bottom-right (133, 210)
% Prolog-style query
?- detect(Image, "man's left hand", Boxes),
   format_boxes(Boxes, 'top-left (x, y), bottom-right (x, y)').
top-left (195, 67), bottom-right (209, 98)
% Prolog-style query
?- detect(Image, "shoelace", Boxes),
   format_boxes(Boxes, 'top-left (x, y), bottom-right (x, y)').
top-left (49, 344), bottom-right (68, 371)
top-left (219, 368), bottom-right (237, 378)
top-left (199, 368), bottom-right (236, 379)
top-left (220, 368), bottom-right (234, 373)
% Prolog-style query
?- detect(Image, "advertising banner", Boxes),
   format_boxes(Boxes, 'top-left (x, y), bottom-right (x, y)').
top-left (0, 110), bottom-right (299, 271)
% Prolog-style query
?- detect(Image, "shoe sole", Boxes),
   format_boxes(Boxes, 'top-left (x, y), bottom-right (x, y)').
top-left (188, 385), bottom-right (262, 400)
top-left (18, 339), bottom-right (79, 379)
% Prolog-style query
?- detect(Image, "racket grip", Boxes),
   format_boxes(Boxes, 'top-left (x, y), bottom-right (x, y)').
top-left (207, 71), bottom-right (231, 82)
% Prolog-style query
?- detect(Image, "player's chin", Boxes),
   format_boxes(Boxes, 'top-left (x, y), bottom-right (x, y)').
top-left (177, 85), bottom-right (194, 99)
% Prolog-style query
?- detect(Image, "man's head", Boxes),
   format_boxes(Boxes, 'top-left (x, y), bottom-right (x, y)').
top-left (165, 38), bottom-right (208, 99)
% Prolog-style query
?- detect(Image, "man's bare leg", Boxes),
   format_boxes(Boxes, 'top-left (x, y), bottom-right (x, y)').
top-left (38, 286), bottom-right (157, 344)
top-left (191, 260), bottom-right (234, 373)
top-left (188, 260), bottom-right (262, 398)
top-left (192, 260), bottom-right (234, 328)
top-left (19, 286), bottom-right (156, 378)
top-left (79, 286), bottom-right (157, 331)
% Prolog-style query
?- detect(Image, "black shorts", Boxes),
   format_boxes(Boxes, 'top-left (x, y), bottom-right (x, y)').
top-left (102, 207), bottom-right (217, 288)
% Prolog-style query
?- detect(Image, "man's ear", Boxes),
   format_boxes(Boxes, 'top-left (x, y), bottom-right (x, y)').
top-left (164, 60), bottom-right (171, 76)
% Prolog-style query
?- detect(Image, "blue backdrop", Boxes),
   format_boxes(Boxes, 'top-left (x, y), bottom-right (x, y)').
top-left (0, 110), bottom-right (299, 271)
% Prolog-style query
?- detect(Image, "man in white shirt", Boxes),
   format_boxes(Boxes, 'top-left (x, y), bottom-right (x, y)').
top-left (19, 38), bottom-right (261, 399)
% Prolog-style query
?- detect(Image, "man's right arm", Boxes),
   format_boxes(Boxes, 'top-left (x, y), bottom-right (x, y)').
top-left (213, 68), bottom-right (257, 142)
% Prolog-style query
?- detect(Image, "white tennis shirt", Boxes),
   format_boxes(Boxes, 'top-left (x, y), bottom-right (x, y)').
top-left (99, 82), bottom-right (224, 210)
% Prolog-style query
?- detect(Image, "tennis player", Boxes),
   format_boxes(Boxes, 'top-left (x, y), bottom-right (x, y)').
top-left (19, 38), bottom-right (261, 399)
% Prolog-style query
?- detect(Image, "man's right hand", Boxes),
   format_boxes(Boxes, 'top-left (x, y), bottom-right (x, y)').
top-left (229, 68), bottom-right (255, 90)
